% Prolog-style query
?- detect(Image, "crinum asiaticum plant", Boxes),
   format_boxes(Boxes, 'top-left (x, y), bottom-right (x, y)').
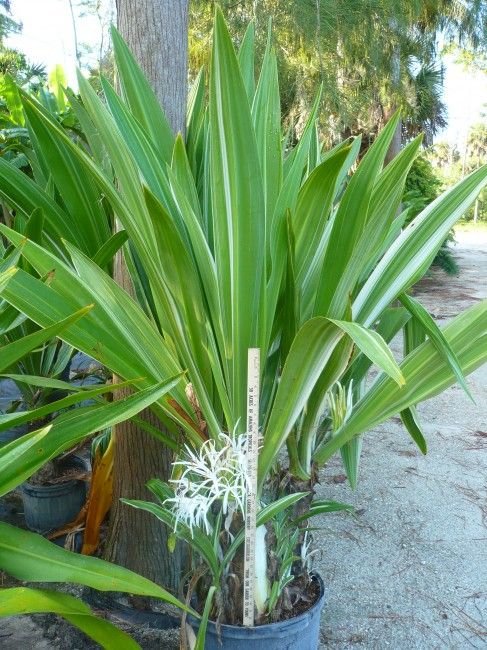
top-left (0, 8), bottom-right (486, 626)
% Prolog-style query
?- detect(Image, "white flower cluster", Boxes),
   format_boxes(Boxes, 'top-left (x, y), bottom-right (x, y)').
top-left (165, 432), bottom-right (250, 536)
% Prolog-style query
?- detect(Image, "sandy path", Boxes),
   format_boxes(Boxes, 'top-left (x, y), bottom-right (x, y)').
top-left (316, 231), bottom-right (487, 649)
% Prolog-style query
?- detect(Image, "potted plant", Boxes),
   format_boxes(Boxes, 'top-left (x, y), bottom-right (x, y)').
top-left (0, 8), bottom-right (486, 649)
top-left (0, 345), bottom-right (189, 646)
top-left (20, 450), bottom-right (89, 535)
top-left (0, 302), bottom-right (94, 536)
top-left (0, 308), bottom-right (73, 443)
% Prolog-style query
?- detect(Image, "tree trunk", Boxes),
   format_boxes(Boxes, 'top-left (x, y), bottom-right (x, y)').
top-left (104, 0), bottom-right (189, 592)
top-left (115, 0), bottom-right (189, 135)
top-left (103, 257), bottom-right (183, 591)
top-left (384, 41), bottom-right (401, 166)
top-left (384, 118), bottom-right (402, 166)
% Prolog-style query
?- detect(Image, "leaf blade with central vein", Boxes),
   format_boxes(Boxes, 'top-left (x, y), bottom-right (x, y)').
top-left (22, 93), bottom-right (110, 255)
top-left (354, 165), bottom-right (487, 327)
top-left (0, 377), bottom-right (183, 496)
top-left (110, 24), bottom-right (174, 163)
top-left (399, 292), bottom-right (472, 400)
top-left (0, 523), bottom-right (191, 613)
top-left (329, 319), bottom-right (405, 386)
top-left (314, 112), bottom-right (401, 318)
top-left (315, 300), bottom-right (487, 465)
top-left (259, 318), bottom-right (344, 486)
top-left (210, 8), bottom-right (265, 428)
top-left (0, 301), bottom-right (92, 372)
top-left (0, 587), bottom-right (140, 650)
top-left (0, 227), bottom-right (188, 409)
top-left (0, 379), bottom-right (135, 433)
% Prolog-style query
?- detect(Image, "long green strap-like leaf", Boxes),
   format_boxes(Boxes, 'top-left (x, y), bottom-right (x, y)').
top-left (0, 158), bottom-right (81, 250)
top-left (92, 230), bottom-right (128, 269)
top-left (328, 317), bottom-right (405, 488)
top-left (110, 25), bottom-right (174, 163)
top-left (400, 406), bottom-right (427, 454)
top-left (164, 165), bottom-right (232, 419)
top-left (328, 136), bottom-right (422, 313)
top-left (100, 75), bottom-right (172, 209)
top-left (315, 300), bottom-right (487, 465)
top-left (399, 292), bottom-right (472, 400)
top-left (293, 500), bottom-right (353, 524)
top-left (345, 306), bottom-right (411, 386)
top-left (252, 38), bottom-right (282, 222)
top-left (0, 261), bottom-right (202, 442)
top-left (0, 522), bottom-right (191, 613)
top-left (210, 8), bottom-right (265, 428)
top-left (22, 94), bottom-right (110, 255)
top-left (65, 88), bottom-right (109, 173)
top-left (0, 229), bottom-right (186, 397)
top-left (143, 188), bottom-right (209, 366)
top-left (171, 134), bottom-right (204, 227)
top-left (0, 377), bottom-right (183, 496)
top-left (314, 112), bottom-right (401, 318)
top-left (263, 315), bottom-right (403, 485)
top-left (265, 88), bottom-right (323, 356)
top-left (354, 165), bottom-right (487, 327)
top-left (0, 379), bottom-right (135, 433)
top-left (75, 75), bottom-right (216, 434)
top-left (143, 187), bottom-right (222, 437)
top-left (238, 21), bottom-right (256, 101)
top-left (194, 586), bottom-right (216, 650)
top-left (0, 587), bottom-right (140, 650)
top-left (76, 73), bottom-right (188, 351)
top-left (259, 318), bottom-right (344, 487)
top-left (294, 146), bottom-right (352, 318)
top-left (0, 301), bottom-right (92, 372)
top-left (76, 73), bottom-right (163, 266)
top-left (329, 319), bottom-right (405, 386)
top-left (299, 336), bottom-right (354, 474)
top-left (1, 373), bottom-right (88, 391)
top-left (186, 69), bottom-right (207, 199)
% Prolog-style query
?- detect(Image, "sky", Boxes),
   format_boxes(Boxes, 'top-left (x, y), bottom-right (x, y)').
top-left (439, 53), bottom-right (487, 150)
top-left (5, 0), bottom-right (487, 152)
top-left (6, 0), bottom-right (103, 82)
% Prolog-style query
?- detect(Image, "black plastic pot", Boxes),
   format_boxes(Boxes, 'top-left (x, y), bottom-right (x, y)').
top-left (190, 574), bottom-right (325, 650)
top-left (21, 455), bottom-right (89, 534)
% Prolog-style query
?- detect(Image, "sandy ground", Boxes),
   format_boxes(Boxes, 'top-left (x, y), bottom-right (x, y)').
top-left (1, 229), bottom-right (486, 649)
top-left (316, 229), bottom-right (487, 649)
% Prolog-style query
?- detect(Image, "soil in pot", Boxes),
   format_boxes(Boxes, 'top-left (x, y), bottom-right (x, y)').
top-left (21, 455), bottom-right (90, 534)
top-left (189, 573), bottom-right (325, 650)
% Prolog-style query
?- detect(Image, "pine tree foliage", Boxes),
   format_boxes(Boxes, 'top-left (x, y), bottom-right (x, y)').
top-left (189, 0), bottom-right (487, 145)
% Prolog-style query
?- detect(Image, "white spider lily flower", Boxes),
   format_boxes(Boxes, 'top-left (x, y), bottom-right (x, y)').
top-left (172, 488), bottom-right (212, 535)
top-left (166, 432), bottom-right (250, 537)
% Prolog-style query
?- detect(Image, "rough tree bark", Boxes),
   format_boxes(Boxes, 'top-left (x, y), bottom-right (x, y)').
top-left (384, 117), bottom-right (402, 166)
top-left (384, 34), bottom-right (401, 166)
top-left (104, 0), bottom-right (189, 592)
top-left (115, 0), bottom-right (189, 136)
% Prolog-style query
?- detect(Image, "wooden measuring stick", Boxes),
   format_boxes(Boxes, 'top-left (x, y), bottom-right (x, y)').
top-left (243, 347), bottom-right (260, 627)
